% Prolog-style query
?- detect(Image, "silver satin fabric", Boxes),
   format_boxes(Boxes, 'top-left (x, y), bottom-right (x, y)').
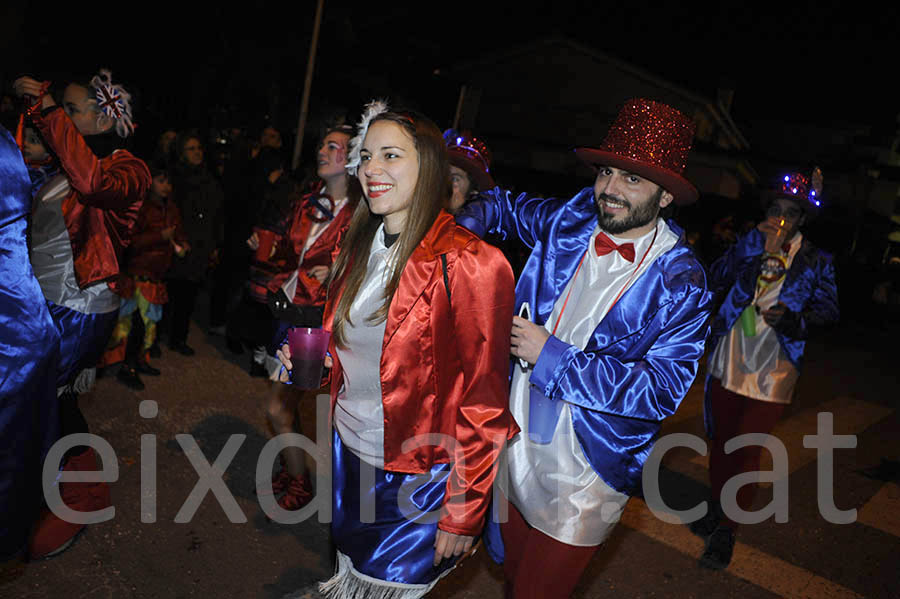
top-left (29, 174), bottom-right (119, 315)
top-left (708, 233), bottom-right (802, 404)
top-left (507, 219), bottom-right (678, 546)
top-left (334, 224), bottom-right (392, 469)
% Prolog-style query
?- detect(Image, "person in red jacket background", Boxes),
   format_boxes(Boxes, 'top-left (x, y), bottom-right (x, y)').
top-left (248, 123), bottom-right (360, 511)
top-left (14, 68), bottom-right (150, 560)
top-left (101, 163), bottom-right (188, 389)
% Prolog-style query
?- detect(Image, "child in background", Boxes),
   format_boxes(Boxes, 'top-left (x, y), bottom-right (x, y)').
top-left (22, 126), bottom-right (59, 196)
top-left (101, 164), bottom-right (189, 389)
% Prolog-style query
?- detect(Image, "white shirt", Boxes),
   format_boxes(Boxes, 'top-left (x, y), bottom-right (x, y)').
top-left (507, 218), bottom-right (679, 546)
top-left (333, 224), bottom-right (395, 468)
top-left (708, 232), bottom-right (803, 403)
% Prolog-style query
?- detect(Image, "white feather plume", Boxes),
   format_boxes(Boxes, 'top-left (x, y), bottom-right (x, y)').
top-left (345, 99), bottom-right (389, 175)
top-left (90, 68), bottom-right (135, 139)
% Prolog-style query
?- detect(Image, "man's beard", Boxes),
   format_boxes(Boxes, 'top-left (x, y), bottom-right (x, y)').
top-left (596, 187), bottom-right (662, 235)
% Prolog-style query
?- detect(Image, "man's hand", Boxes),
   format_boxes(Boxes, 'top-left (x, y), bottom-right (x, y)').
top-left (247, 231), bottom-right (260, 250)
top-left (761, 303), bottom-right (788, 328)
top-left (757, 218), bottom-right (781, 237)
top-left (12, 77), bottom-right (55, 110)
top-left (511, 315), bottom-right (550, 365)
top-left (433, 530), bottom-right (474, 566)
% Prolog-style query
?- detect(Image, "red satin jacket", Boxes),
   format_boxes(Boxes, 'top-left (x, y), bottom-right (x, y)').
top-left (323, 211), bottom-right (518, 537)
top-left (127, 196), bottom-right (187, 281)
top-left (33, 107), bottom-right (150, 293)
top-left (268, 191), bottom-right (355, 307)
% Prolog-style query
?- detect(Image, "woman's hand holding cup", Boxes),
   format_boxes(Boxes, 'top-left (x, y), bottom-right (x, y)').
top-left (272, 343), bottom-right (333, 383)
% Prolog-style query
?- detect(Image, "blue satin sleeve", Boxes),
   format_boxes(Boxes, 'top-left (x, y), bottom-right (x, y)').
top-left (772, 253), bottom-right (839, 365)
top-left (807, 257), bottom-right (839, 326)
top-left (455, 187), bottom-right (578, 249)
top-left (531, 284), bottom-right (713, 422)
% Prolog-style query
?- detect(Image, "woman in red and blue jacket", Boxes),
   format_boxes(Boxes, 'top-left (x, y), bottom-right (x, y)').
top-left (276, 103), bottom-right (517, 598)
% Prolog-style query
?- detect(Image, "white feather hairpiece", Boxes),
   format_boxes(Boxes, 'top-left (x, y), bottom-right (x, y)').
top-left (345, 99), bottom-right (389, 176)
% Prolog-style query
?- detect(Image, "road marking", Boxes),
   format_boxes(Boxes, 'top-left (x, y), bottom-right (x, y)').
top-left (621, 498), bottom-right (864, 599)
top-left (856, 482), bottom-right (900, 537)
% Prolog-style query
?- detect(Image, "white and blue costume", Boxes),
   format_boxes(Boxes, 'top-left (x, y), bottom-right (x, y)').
top-left (457, 186), bottom-right (714, 556)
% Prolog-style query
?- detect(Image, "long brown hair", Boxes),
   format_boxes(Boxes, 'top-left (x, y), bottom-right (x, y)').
top-left (329, 111), bottom-right (449, 348)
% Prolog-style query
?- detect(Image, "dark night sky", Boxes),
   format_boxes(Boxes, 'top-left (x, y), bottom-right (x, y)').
top-left (4, 2), bottom-right (897, 152)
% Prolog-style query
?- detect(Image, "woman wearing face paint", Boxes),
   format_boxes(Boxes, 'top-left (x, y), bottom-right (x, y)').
top-left (250, 124), bottom-right (361, 512)
top-left (277, 102), bottom-right (516, 598)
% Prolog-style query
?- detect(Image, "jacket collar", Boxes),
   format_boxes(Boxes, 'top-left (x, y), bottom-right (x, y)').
top-left (384, 210), bottom-right (456, 348)
top-left (415, 210), bottom-right (457, 259)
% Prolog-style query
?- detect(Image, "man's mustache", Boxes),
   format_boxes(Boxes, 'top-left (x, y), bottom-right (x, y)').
top-left (596, 193), bottom-right (631, 209)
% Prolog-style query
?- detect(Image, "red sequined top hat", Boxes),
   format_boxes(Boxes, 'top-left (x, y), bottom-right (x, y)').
top-left (575, 98), bottom-right (699, 205)
top-left (443, 129), bottom-right (495, 191)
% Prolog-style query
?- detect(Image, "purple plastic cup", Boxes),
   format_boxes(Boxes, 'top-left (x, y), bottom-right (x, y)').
top-left (528, 385), bottom-right (563, 444)
top-left (287, 327), bottom-right (331, 389)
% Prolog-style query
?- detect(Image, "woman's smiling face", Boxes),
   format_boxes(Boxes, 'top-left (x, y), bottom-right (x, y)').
top-left (357, 120), bottom-right (419, 234)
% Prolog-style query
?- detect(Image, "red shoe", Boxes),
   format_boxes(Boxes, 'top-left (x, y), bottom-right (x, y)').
top-left (28, 448), bottom-right (111, 560)
top-left (277, 474), bottom-right (312, 511)
top-left (258, 469), bottom-right (293, 497)
top-left (256, 455), bottom-right (292, 497)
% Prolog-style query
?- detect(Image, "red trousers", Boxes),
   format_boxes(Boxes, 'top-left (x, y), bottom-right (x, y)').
top-left (500, 501), bottom-right (599, 599)
top-left (708, 377), bottom-right (786, 530)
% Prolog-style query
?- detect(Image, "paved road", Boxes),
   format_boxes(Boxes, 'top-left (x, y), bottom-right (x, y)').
top-left (5, 301), bottom-right (899, 598)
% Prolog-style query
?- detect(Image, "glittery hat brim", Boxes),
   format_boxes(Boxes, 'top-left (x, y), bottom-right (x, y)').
top-left (574, 147), bottom-right (699, 206)
top-left (449, 152), bottom-right (495, 192)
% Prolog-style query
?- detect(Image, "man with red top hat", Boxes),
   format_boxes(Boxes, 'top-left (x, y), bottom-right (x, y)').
top-left (13, 69), bottom-right (150, 559)
top-left (456, 98), bottom-right (714, 598)
top-left (690, 169), bottom-right (838, 570)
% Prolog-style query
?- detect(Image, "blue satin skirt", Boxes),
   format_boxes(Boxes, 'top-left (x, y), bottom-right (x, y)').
top-left (331, 431), bottom-right (460, 585)
top-left (48, 301), bottom-right (117, 387)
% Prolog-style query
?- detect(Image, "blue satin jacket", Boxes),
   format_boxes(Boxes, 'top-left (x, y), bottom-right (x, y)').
top-left (0, 127), bottom-right (61, 558)
top-left (457, 187), bottom-right (713, 495)
top-left (706, 228), bottom-right (839, 371)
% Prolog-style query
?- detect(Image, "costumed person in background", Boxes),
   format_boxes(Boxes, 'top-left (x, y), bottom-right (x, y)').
top-left (13, 69), bottom-right (150, 559)
top-left (442, 128), bottom-right (495, 214)
top-left (100, 163), bottom-right (188, 390)
top-left (249, 123), bottom-right (359, 511)
top-left (165, 130), bottom-right (224, 356)
top-left (226, 146), bottom-right (295, 376)
top-left (275, 101), bottom-right (517, 599)
top-left (691, 169), bottom-right (839, 570)
top-left (0, 126), bottom-right (61, 579)
top-left (456, 98), bottom-right (713, 599)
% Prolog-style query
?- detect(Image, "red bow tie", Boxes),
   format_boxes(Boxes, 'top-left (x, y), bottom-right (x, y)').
top-left (594, 232), bottom-right (635, 262)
